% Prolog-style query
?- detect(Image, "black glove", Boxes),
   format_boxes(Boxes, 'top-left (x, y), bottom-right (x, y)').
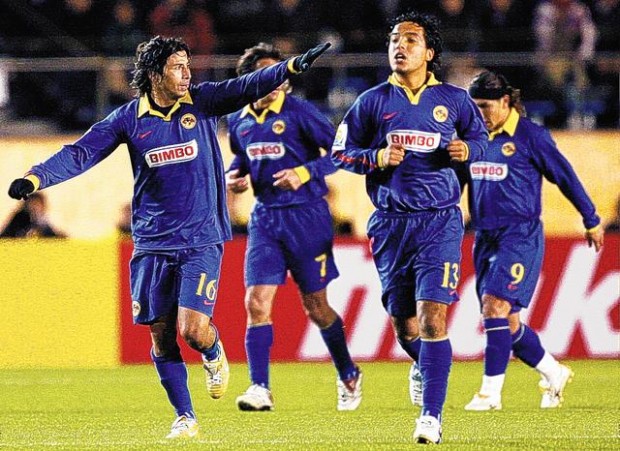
top-left (8, 178), bottom-right (35, 200)
top-left (293, 42), bottom-right (331, 73)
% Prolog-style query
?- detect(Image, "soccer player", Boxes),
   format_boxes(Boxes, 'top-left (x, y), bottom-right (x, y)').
top-left (7, 36), bottom-right (330, 439)
top-left (331, 10), bottom-right (488, 444)
top-left (462, 70), bottom-right (604, 411)
top-left (225, 42), bottom-right (361, 412)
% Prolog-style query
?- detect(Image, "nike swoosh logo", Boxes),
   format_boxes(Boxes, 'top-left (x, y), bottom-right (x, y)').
top-left (138, 131), bottom-right (153, 139)
top-left (203, 300), bottom-right (216, 306)
top-left (383, 112), bottom-right (398, 120)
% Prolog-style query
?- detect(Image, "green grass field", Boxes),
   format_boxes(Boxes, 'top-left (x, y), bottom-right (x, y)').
top-left (1, 360), bottom-right (618, 449)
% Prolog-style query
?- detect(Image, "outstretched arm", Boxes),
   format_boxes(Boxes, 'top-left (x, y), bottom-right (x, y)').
top-left (208, 43), bottom-right (332, 116)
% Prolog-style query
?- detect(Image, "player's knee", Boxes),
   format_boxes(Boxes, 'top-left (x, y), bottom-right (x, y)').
top-left (246, 300), bottom-right (271, 323)
top-left (149, 318), bottom-right (179, 357)
top-left (391, 315), bottom-right (419, 341)
top-left (178, 321), bottom-right (207, 349)
top-left (307, 308), bottom-right (336, 329)
top-left (417, 313), bottom-right (446, 339)
top-left (245, 290), bottom-right (273, 322)
top-left (419, 322), bottom-right (443, 339)
top-left (481, 294), bottom-right (511, 318)
top-left (417, 301), bottom-right (447, 338)
top-left (302, 292), bottom-right (333, 325)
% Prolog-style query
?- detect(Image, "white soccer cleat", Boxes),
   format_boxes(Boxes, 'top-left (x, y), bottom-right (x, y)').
top-left (540, 364), bottom-right (574, 408)
top-left (337, 369), bottom-right (363, 411)
top-left (413, 415), bottom-right (442, 444)
top-left (236, 384), bottom-right (275, 411)
top-left (202, 340), bottom-right (230, 399)
top-left (165, 414), bottom-right (199, 439)
top-left (464, 392), bottom-right (502, 411)
top-left (409, 362), bottom-right (423, 407)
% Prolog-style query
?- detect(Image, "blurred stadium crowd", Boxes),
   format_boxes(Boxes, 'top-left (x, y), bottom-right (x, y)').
top-left (0, 0), bottom-right (618, 131)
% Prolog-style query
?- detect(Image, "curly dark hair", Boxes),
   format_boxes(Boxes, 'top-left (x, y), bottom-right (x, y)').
top-left (469, 70), bottom-right (526, 116)
top-left (130, 36), bottom-right (191, 96)
top-left (388, 10), bottom-right (443, 73)
top-left (236, 42), bottom-right (283, 77)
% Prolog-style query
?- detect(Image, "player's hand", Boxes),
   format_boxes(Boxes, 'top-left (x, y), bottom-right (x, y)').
top-left (381, 143), bottom-right (406, 167)
top-left (225, 169), bottom-right (249, 194)
top-left (447, 139), bottom-right (470, 162)
top-left (293, 42), bottom-right (331, 73)
top-left (585, 226), bottom-right (604, 252)
top-left (273, 169), bottom-right (303, 191)
top-left (8, 178), bottom-right (35, 200)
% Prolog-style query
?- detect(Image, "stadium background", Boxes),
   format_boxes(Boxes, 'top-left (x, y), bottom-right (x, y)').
top-left (1, 132), bottom-right (618, 368)
top-left (0, 0), bottom-right (618, 369)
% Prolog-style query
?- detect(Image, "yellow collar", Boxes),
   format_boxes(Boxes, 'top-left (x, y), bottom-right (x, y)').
top-left (489, 107), bottom-right (519, 140)
top-left (388, 72), bottom-right (441, 104)
top-left (137, 92), bottom-right (193, 121)
top-left (241, 91), bottom-right (285, 124)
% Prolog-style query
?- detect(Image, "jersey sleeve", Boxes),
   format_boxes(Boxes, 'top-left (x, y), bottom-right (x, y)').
top-left (330, 97), bottom-right (382, 174)
top-left (298, 101), bottom-right (338, 179)
top-left (531, 128), bottom-right (600, 229)
top-left (199, 60), bottom-right (293, 117)
top-left (225, 118), bottom-right (250, 176)
top-left (456, 92), bottom-right (488, 162)
top-left (28, 111), bottom-right (124, 190)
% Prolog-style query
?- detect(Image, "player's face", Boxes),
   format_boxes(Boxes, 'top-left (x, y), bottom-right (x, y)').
top-left (153, 51), bottom-right (191, 104)
top-left (388, 22), bottom-right (434, 76)
top-left (254, 57), bottom-right (288, 106)
top-left (474, 96), bottom-right (510, 132)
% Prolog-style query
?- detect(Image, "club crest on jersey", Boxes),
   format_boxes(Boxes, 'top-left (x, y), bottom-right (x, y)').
top-left (272, 119), bottom-right (286, 135)
top-left (180, 113), bottom-right (197, 129)
top-left (501, 141), bottom-right (517, 156)
top-left (333, 123), bottom-right (348, 150)
top-left (246, 142), bottom-right (285, 160)
top-left (145, 139), bottom-right (198, 167)
top-left (386, 130), bottom-right (440, 153)
top-left (470, 161), bottom-right (508, 181)
top-left (433, 106), bottom-right (448, 123)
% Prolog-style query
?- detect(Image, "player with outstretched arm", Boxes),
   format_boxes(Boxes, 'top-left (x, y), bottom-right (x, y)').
top-left (7, 36), bottom-right (330, 440)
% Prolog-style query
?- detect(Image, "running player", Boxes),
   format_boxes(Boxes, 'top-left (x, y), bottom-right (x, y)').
top-left (7, 36), bottom-right (330, 439)
top-left (331, 10), bottom-right (488, 444)
top-left (225, 42), bottom-right (361, 412)
top-left (462, 70), bottom-right (603, 411)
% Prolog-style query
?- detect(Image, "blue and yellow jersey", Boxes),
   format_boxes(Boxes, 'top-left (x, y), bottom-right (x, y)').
top-left (226, 91), bottom-right (336, 207)
top-left (464, 108), bottom-right (600, 230)
top-left (26, 61), bottom-right (294, 250)
top-left (331, 73), bottom-right (487, 212)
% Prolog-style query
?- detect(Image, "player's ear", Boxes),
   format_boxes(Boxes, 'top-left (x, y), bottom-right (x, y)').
top-left (501, 94), bottom-right (510, 108)
top-left (425, 48), bottom-right (434, 63)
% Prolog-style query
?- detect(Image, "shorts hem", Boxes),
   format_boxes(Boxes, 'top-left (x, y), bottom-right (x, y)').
top-left (483, 290), bottom-right (528, 310)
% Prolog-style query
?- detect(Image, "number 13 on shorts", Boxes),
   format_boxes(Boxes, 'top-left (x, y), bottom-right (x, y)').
top-left (441, 262), bottom-right (460, 289)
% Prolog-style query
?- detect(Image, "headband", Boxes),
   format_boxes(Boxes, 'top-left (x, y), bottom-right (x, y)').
top-left (468, 86), bottom-right (509, 99)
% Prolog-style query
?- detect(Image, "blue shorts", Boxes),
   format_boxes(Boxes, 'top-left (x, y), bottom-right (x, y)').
top-left (129, 244), bottom-right (224, 324)
top-left (367, 207), bottom-right (464, 317)
top-left (245, 199), bottom-right (339, 294)
top-left (473, 220), bottom-right (544, 313)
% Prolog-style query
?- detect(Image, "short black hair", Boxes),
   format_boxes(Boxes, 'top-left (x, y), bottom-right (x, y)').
top-left (236, 42), bottom-right (283, 77)
top-left (130, 36), bottom-right (191, 95)
top-left (388, 10), bottom-right (443, 73)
